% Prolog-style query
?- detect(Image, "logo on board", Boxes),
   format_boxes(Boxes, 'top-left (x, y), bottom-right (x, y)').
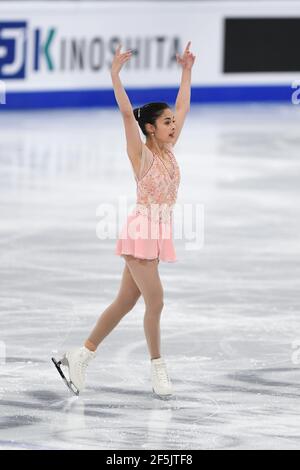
top-left (0, 22), bottom-right (27, 79)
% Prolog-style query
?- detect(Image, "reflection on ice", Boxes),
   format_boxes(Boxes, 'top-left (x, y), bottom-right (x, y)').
top-left (1, 104), bottom-right (300, 449)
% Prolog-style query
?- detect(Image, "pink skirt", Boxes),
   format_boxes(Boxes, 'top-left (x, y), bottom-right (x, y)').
top-left (115, 211), bottom-right (177, 263)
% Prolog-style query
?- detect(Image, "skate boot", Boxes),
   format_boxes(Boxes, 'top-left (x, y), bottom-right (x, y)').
top-left (52, 346), bottom-right (96, 396)
top-left (151, 357), bottom-right (173, 398)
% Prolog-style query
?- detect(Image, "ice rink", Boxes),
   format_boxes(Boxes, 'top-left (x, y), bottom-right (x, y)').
top-left (1, 103), bottom-right (300, 449)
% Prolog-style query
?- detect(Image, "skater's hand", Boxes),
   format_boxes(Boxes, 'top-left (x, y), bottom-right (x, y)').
top-left (111, 44), bottom-right (132, 75)
top-left (176, 41), bottom-right (196, 70)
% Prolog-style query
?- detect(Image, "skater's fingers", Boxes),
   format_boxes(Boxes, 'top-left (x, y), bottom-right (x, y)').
top-left (115, 44), bottom-right (122, 55)
top-left (121, 50), bottom-right (132, 57)
top-left (121, 53), bottom-right (132, 62)
top-left (185, 41), bottom-right (191, 52)
top-left (120, 54), bottom-right (131, 62)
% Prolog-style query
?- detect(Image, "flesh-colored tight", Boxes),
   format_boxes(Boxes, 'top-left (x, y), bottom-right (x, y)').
top-left (85, 255), bottom-right (164, 360)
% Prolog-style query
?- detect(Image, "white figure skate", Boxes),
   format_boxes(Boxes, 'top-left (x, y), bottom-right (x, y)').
top-left (151, 357), bottom-right (173, 399)
top-left (52, 346), bottom-right (96, 396)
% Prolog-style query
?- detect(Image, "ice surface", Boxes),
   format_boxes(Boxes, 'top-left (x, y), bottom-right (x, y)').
top-left (0, 103), bottom-right (300, 449)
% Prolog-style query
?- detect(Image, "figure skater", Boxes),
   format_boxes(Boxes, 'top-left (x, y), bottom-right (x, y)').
top-left (52, 41), bottom-right (195, 398)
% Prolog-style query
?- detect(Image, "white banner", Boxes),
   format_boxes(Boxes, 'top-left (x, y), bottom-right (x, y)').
top-left (0, 1), bottom-right (300, 92)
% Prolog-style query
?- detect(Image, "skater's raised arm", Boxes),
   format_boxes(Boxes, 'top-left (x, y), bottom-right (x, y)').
top-left (110, 44), bottom-right (143, 174)
top-left (110, 44), bottom-right (134, 116)
top-left (175, 41), bottom-right (195, 110)
top-left (172, 41), bottom-right (196, 146)
top-left (175, 69), bottom-right (192, 111)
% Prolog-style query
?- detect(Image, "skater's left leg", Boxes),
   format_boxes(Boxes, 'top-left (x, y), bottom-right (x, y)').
top-left (122, 255), bottom-right (164, 360)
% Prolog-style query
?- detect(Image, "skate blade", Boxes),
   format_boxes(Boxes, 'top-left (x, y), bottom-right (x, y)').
top-left (51, 357), bottom-right (80, 396)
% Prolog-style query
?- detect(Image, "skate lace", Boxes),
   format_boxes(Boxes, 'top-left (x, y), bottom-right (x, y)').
top-left (77, 351), bottom-right (93, 376)
top-left (155, 363), bottom-right (170, 385)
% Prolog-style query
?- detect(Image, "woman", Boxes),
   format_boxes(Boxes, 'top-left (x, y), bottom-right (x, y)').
top-left (52, 41), bottom-right (195, 398)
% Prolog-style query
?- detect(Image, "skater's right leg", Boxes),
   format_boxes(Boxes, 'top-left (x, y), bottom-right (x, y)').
top-left (52, 262), bottom-right (141, 395)
top-left (84, 261), bottom-right (141, 351)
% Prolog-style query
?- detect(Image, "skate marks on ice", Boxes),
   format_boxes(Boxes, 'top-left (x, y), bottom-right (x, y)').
top-left (1, 105), bottom-right (300, 448)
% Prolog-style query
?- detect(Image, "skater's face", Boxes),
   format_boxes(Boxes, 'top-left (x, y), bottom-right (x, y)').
top-left (147, 109), bottom-right (176, 143)
top-left (156, 109), bottom-right (176, 143)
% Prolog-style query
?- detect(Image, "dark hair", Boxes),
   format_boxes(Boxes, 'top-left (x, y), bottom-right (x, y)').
top-left (133, 102), bottom-right (170, 137)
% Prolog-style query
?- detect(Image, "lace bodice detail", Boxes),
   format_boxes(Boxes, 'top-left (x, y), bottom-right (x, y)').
top-left (131, 143), bottom-right (181, 223)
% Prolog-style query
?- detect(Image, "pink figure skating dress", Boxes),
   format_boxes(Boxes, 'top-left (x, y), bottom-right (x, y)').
top-left (115, 142), bottom-right (180, 262)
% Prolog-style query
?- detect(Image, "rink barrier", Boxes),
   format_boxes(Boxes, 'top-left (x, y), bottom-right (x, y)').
top-left (0, 84), bottom-right (294, 110)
